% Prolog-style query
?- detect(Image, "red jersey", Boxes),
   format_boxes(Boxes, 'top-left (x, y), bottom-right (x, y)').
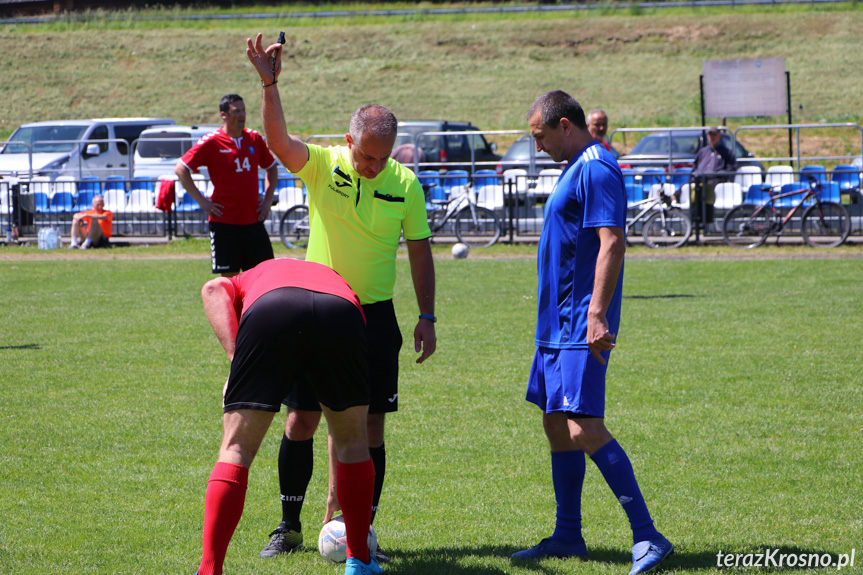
top-left (228, 259), bottom-right (364, 322)
top-left (180, 128), bottom-right (277, 225)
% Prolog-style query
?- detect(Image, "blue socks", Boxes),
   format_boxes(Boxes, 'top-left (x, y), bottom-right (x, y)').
top-left (550, 450), bottom-right (586, 545)
top-left (591, 440), bottom-right (660, 543)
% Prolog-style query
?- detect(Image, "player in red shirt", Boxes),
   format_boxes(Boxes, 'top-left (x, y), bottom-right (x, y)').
top-left (175, 94), bottom-right (280, 276)
top-left (195, 258), bottom-right (382, 575)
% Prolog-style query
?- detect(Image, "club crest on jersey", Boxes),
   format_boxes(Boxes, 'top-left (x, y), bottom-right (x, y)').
top-left (248, 146), bottom-right (255, 154)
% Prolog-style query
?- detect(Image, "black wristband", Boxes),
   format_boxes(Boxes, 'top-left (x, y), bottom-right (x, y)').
top-left (261, 78), bottom-right (278, 88)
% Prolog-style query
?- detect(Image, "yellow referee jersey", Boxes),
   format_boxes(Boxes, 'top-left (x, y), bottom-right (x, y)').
top-left (296, 144), bottom-right (431, 305)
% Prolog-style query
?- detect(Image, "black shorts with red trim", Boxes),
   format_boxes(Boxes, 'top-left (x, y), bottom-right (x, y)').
top-left (282, 299), bottom-right (402, 414)
top-left (209, 221), bottom-right (274, 274)
top-left (223, 287), bottom-right (369, 413)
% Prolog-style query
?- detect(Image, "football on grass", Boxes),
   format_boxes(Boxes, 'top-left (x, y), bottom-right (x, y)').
top-left (451, 242), bottom-right (469, 259)
top-left (318, 515), bottom-right (378, 564)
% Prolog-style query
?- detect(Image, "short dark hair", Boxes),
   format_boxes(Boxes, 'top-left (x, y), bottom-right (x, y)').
top-left (350, 104), bottom-right (398, 145)
top-left (219, 94), bottom-right (244, 114)
top-left (528, 90), bottom-right (587, 130)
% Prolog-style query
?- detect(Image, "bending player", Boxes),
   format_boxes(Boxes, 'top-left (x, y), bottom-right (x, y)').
top-left (193, 258), bottom-right (383, 575)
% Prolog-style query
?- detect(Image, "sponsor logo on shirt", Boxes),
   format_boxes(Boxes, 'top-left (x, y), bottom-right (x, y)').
top-left (333, 166), bottom-right (353, 188)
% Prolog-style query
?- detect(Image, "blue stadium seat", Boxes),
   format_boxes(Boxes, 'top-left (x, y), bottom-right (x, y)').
top-left (32, 192), bottom-right (50, 213)
top-left (745, 184), bottom-right (770, 205)
top-left (473, 169), bottom-right (498, 189)
top-left (48, 192), bottom-right (75, 213)
top-left (104, 175), bottom-right (127, 192)
top-left (799, 165), bottom-right (827, 184)
top-left (831, 165), bottom-right (861, 193)
top-left (640, 168), bottom-right (666, 195)
top-left (175, 192), bottom-right (201, 212)
top-left (817, 181), bottom-right (841, 203)
top-left (442, 170), bottom-right (469, 195)
top-left (670, 167), bottom-right (692, 190)
top-left (776, 182), bottom-right (807, 208)
top-left (626, 183), bottom-right (645, 207)
top-left (418, 170), bottom-right (445, 205)
top-left (131, 176), bottom-right (156, 194)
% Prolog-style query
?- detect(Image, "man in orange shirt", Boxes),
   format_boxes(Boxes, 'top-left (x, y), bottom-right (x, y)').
top-left (69, 195), bottom-right (112, 249)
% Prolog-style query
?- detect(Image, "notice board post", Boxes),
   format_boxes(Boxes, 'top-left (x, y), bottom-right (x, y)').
top-left (698, 58), bottom-right (791, 241)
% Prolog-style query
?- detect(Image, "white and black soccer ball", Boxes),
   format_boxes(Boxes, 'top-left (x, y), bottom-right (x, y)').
top-left (318, 515), bottom-right (378, 564)
top-left (451, 242), bottom-right (469, 259)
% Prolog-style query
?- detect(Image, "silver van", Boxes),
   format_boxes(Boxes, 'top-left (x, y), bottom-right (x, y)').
top-left (132, 124), bottom-right (220, 180)
top-left (0, 118), bottom-right (175, 183)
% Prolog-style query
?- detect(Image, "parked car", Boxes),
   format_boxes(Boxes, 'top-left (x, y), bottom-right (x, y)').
top-left (395, 120), bottom-right (501, 171)
top-left (495, 135), bottom-right (563, 175)
top-left (617, 129), bottom-right (760, 172)
top-left (132, 124), bottom-right (220, 180)
top-left (0, 118), bottom-right (175, 183)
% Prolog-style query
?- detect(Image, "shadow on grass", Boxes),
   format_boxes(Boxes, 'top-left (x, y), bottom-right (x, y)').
top-left (0, 343), bottom-right (40, 350)
top-left (379, 544), bottom-right (851, 573)
top-left (380, 544), bottom-right (629, 574)
top-left (624, 294), bottom-right (697, 300)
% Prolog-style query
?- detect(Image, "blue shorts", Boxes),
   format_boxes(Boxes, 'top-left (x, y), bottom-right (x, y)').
top-left (525, 347), bottom-right (609, 417)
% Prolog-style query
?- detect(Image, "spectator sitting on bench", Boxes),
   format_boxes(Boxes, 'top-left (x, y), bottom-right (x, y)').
top-left (69, 195), bottom-right (113, 249)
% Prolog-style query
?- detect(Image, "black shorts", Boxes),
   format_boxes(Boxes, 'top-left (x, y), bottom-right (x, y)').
top-left (224, 287), bottom-right (369, 413)
top-left (283, 299), bottom-right (402, 414)
top-left (209, 221), bottom-right (274, 274)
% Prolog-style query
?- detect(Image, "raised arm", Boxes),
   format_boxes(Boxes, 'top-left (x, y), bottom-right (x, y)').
top-left (201, 277), bottom-right (240, 362)
top-left (246, 33), bottom-right (309, 174)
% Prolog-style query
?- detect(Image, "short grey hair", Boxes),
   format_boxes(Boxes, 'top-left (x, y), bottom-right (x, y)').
top-left (349, 104), bottom-right (398, 145)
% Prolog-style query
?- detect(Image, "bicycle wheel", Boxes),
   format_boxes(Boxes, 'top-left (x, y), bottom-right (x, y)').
top-left (454, 206), bottom-right (501, 248)
top-left (279, 205), bottom-right (310, 249)
top-left (801, 201), bottom-right (851, 248)
top-left (722, 204), bottom-right (770, 248)
top-left (642, 208), bottom-right (692, 249)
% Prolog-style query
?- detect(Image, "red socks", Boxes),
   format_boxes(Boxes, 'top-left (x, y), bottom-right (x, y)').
top-left (198, 462), bottom-right (249, 575)
top-left (336, 459), bottom-right (375, 564)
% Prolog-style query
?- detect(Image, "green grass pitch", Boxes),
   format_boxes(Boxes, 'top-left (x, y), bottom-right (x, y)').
top-left (0, 246), bottom-right (860, 574)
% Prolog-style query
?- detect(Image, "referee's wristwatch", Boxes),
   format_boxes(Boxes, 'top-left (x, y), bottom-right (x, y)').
top-left (419, 313), bottom-right (437, 323)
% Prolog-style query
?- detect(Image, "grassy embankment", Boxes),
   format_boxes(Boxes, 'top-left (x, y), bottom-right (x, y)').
top-left (2, 2), bottom-right (863, 161)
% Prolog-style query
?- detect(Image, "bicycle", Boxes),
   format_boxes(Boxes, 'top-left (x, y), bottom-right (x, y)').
top-left (279, 204), bottom-right (310, 249)
top-left (625, 187), bottom-right (692, 249)
top-left (721, 176), bottom-right (851, 248)
top-left (425, 182), bottom-right (501, 248)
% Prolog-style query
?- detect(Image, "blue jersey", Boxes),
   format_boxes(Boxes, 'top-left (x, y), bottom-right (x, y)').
top-left (535, 142), bottom-right (626, 349)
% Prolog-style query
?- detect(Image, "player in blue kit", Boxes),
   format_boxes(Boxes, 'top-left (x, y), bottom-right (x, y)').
top-left (512, 91), bottom-right (673, 575)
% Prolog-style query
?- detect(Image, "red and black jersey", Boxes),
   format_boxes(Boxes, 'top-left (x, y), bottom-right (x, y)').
top-left (228, 259), bottom-right (364, 323)
top-left (181, 128), bottom-right (277, 225)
